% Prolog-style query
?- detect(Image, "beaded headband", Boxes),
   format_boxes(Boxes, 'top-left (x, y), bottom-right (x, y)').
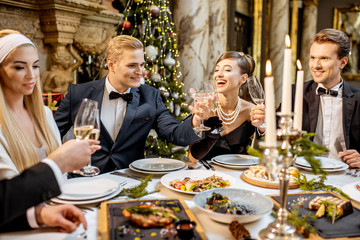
top-left (0, 33), bottom-right (35, 63)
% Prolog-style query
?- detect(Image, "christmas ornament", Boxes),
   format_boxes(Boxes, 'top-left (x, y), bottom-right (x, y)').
top-left (121, 20), bottom-right (131, 30)
top-left (159, 86), bottom-right (166, 92)
top-left (143, 69), bottom-right (150, 78)
top-left (163, 91), bottom-right (170, 97)
top-left (171, 92), bottom-right (179, 99)
top-left (164, 55), bottom-right (176, 68)
top-left (169, 101), bottom-right (174, 113)
top-left (134, 0), bottom-right (142, 3)
top-left (150, 72), bottom-right (161, 82)
top-left (140, 77), bottom-right (145, 84)
top-left (149, 5), bottom-right (160, 17)
top-left (145, 45), bottom-right (157, 62)
top-left (175, 104), bottom-right (181, 116)
top-left (138, 20), bottom-right (147, 35)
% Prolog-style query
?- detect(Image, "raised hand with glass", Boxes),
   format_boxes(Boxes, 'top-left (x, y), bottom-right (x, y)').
top-left (72, 98), bottom-right (100, 176)
top-left (247, 75), bottom-right (266, 129)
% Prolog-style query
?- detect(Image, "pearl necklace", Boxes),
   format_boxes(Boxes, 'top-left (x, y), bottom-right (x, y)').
top-left (216, 97), bottom-right (241, 125)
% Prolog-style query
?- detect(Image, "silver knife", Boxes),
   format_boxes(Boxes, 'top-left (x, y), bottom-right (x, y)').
top-left (110, 171), bottom-right (143, 180)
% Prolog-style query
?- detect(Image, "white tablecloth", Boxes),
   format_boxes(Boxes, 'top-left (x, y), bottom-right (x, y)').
top-left (1, 164), bottom-right (358, 240)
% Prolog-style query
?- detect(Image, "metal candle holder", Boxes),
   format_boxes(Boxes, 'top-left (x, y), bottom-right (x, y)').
top-left (259, 113), bottom-right (301, 240)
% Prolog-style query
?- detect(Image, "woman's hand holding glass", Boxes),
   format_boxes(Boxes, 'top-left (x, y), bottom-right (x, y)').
top-left (72, 98), bottom-right (101, 176)
top-left (247, 76), bottom-right (266, 129)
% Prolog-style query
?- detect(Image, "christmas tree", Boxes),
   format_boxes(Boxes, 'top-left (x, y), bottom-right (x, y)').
top-left (114, 0), bottom-right (189, 159)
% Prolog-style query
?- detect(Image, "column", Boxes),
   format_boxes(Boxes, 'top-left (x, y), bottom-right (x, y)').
top-left (269, 0), bottom-right (290, 106)
top-left (207, 0), bottom-right (227, 81)
top-left (301, 0), bottom-right (319, 81)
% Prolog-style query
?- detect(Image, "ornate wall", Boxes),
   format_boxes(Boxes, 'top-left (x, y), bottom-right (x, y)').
top-left (0, 0), bottom-right (123, 94)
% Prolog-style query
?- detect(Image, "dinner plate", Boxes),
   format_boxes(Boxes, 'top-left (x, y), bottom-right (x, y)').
top-left (160, 170), bottom-right (236, 195)
top-left (294, 163), bottom-right (349, 172)
top-left (129, 162), bottom-right (188, 175)
top-left (194, 188), bottom-right (273, 224)
top-left (212, 160), bottom-right (255, 170)
top-left (342, 181), bottom-right (360, 202)
top-left (211, 154), bottom-right (259, 166)
top-left (295, 156), bottom-right (346, 169)
top-left (131, 158), bottom-right (186, 172)
top-left (57, 177), bottom-right (118, 201)
top-left (52, 185), bottom-right (121, 205)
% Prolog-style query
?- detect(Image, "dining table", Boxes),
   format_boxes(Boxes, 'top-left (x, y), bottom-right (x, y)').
top-left (0, 162), bottom-right (359, 240)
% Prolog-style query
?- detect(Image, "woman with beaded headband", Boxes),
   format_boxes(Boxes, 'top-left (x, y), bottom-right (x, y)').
top-left (0, 29), bottom-right (62, 179)
top-left (188, 51), bottom-right (256, 163)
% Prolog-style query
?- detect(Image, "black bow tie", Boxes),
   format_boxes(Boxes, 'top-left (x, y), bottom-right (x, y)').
top-left (316, 87), bottom-right (339, 97)
top-left (109, 91), bottom-right (133, 103)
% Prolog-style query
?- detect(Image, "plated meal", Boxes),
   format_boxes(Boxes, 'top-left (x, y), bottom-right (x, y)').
top-left (98, 198), bottom-right (208, 240)
top-left (161, 170), bottom-right (236, 195)
top-left (270, 192), bottom-right (360, 239)
top-left (241, 165), bottom-right (300, 189)
top-left (193, 188), bottom-right (273, 224)
top-left (169, 175), bottom-right (231, 193)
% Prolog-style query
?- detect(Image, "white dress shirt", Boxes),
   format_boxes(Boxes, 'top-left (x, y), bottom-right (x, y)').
top-left (101, 77), bottom-right (130, 141)
top-left (314, 81), bottom-right (346, 161)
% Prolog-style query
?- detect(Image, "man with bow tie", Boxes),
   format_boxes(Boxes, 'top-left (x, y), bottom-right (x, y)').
top-left (250, 29), bottom-right (360, 168)
top-left (54, 35), bottom-right (207, 174)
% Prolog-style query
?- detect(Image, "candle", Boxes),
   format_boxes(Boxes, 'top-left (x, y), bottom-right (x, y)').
top-left (264, 60), bottom-right (276, 147)
top-left (281, 35), bottom-right (292, 114)
top-left (293, 60), bottom-right (304, 131)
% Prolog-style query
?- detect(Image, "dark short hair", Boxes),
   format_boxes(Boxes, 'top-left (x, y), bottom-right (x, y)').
top-left (312, 28), bottom-right (350, 59)
top-left (215, 51), bottom-right (255, 76)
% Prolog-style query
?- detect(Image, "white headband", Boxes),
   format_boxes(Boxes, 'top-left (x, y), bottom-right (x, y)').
top-left (0, 33), bottom-right (35, 63)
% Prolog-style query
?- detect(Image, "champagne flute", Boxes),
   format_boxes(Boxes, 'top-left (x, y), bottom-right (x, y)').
top-left (73, 98), bottom-right (100, 177)
top-left (247, 75), bottom-right (266, 129)
top-left (193, 91), bottom-right (211, 132)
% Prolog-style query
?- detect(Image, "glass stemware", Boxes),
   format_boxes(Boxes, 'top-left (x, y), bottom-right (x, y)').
top-left (247, 75), bottom-right (266, 129)
top-left (72, 98), bottom-right (100, 177)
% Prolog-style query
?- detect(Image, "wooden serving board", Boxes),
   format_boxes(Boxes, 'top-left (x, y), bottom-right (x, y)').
top-left (268, 191), bottom-right (360, 239)
top-left (241, 170), bottom-right (299, 189)
top-left (98, 198), bottom-right (208, 240)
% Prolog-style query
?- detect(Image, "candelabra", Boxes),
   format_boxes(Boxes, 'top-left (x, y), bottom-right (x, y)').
top-left (259, 113), bottom-right (301, 240)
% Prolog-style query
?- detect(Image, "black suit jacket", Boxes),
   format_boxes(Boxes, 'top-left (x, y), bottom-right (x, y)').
top-left (0, 162), bottom-right (60, 232)
top-left (292, 80), bottom-right (360, 152)
top-left (54, 77), bottom-right (201, 173)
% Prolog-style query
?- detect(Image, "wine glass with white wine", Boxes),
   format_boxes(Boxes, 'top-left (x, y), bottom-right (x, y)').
top-left (72, 98), bottom-right (100, 177)
top-left (247, 75), bottom-right (266, 129)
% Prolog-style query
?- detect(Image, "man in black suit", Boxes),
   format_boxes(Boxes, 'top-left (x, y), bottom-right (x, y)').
top-left (250, 29), bottom-right (360, 168)
top-left (0, 139), bottom-right (97, 232)
top-left (55, 35), bottom-right (206, 173)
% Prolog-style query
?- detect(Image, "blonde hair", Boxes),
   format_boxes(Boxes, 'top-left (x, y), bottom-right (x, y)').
top-left (0, 29), bottom-right (59, 173)
top-left (106, 35), bottom-right (143, 61)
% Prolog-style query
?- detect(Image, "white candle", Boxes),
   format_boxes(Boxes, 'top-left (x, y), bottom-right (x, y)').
top-left (281, 35), bottom-right (292, 114)
top-left (293, 60), bottom-right (304, 131)
top-left (265, 60), bottom-right (276, 147)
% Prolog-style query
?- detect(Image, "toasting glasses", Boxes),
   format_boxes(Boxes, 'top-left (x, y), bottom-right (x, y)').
top-left (72, 98), bottom-right (100, 177)
top-left (247, 75), bottom-right (266, 129)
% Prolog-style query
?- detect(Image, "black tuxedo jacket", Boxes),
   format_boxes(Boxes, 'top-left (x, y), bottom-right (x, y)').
top-left (0, 163), bottom-right (60, 232)
top-left (293, 80), bottom-right (360, 152)
top-left (54, 77), bottom-right (200, 173)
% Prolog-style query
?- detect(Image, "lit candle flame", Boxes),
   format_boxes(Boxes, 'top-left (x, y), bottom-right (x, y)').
top-left (296, 59), bottom-right (302, 70)
top-left (285, 34), bottom-right (291, 48)
top-left (266, 60), bottom-right (272, 76)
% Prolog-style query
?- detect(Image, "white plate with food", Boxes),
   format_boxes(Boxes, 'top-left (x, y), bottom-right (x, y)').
top-left (193, 188), bottom-right (273, 224)
top-left (342, 181), bottom-right (360, 203)
top-left (129, 162), bottom-right (188, 175)
top-left (241, 165), bottom-right (300, 189)
top-left (160, 170), bottom-right (236, 195)
top-left (211, 154), bottom-right (259, 166)
top-left (295, 156), bottom-right (347, 169)
top-left (57, 177), bottom-right (118, 201)
top-left (131, 158), bottom-right (186, 172)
